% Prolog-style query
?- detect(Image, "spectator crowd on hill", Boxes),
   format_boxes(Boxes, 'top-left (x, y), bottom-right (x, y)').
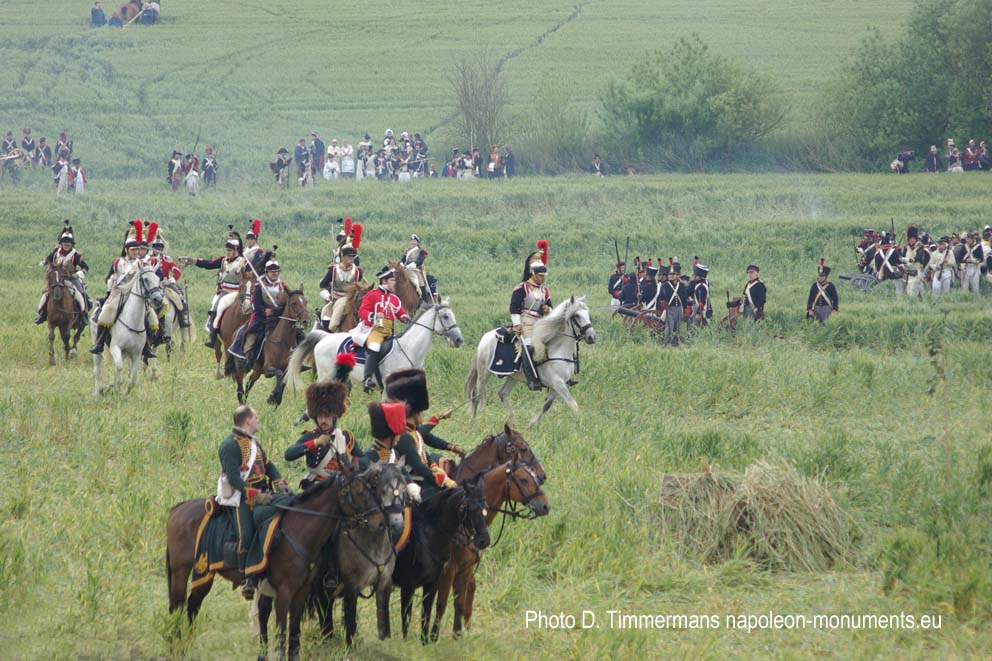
top-left (891, 138), bottom-right (991, 173)
top-left (269, 129), bottom-right (517, 187)
top-left (91, 0), bottom-right (160, 28)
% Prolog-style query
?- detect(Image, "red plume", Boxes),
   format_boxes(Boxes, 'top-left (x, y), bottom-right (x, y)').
top-left (251, 218), bottom-right (261, 237)
top-left (134, 219), bottom-right (144, 243)
top-left (336, 352), bottom-right (356, 368)
top-left (536, 240), bottom-right (549, 264)
top-left (344, 216), bottom-right (353, 235)
top-left (146, 221), bottom-right (158, 245)
top-left (351, 223), bottom-right (363, 250)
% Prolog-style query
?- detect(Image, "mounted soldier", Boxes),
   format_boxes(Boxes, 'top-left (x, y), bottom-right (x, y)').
top-left (363, 400), bottom-right (412, 469)
top-left (401, 234), bottom-right (437, 304)
top-left (179, 228), bottom-right (247, 348)
top-left (385, 369), bottom-right (464, 501)
top-left (91, 220), bottom-right (146, 355)
top-left (806, 261), bottom-right (839, 325)
top-left (241, 252), bottom-right (287, 368)
top-left (332, 216), bottom-right (362, 266)
top-left (216, 405), bottom-right (292, 600)
top-left (243, 219), bottom-right (266, 272)
top-left (659, 258), bottom-right (688, 346)
top-left (36, 221), bottom-right (90, 325)
top-left (689, 260), bottom-right (711, 326)
top-left (354, 265), bottom-right (411, 392)
top-left (148, 227), bottom-right (191, 332)
top-left (318, 245), bottom-right (366, 332)
top-left (284, 356), bottom-right (361, 488)
top-left (510, 241), bottom-right (551, 391)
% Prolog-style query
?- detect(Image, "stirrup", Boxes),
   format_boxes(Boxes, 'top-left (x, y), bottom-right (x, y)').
top-left (204, 334), bottom-right (217, 348)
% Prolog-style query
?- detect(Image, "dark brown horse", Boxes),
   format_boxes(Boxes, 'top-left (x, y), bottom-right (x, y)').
top-left (432, 459), bottom-right (549, 641)
top-left (453, 424), bottom-right (547, 485)
top-left (166, 472), bottom-right (383, 661)
top-left (293, 461), bottom-right (411, 646)
top-left (213, 272), bottom-right (252, 379)
top-left (118, 0), bottom-right (141, 22)
top-left (227, 288), bottom-right (309, 405)
top-left (389, 260), bottom-right (424, 314)
top-left (45, 268), bottom-right (86, 365)
top-left (391, 477), bottom-right (491, 643)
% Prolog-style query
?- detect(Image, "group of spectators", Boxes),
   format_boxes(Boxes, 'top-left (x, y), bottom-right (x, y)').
top-left (90, 0), bottom-right (160, 28)
top-left (892, 138), bottom-right (991, 173)
top-left (272, 129), bottom-right (517, 186)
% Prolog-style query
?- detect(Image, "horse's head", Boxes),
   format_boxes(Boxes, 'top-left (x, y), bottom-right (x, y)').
top-left (138, 265), bottom-right (164, 312)
top-left (285, 288), bottom-right (310, 331)
top-left (504, 460), bottom-right (550, 518)
top-left (365, 461), bottom-right (411, 543)
top-left (504, 423), bottom-right (546, 484)
top-left (568, 295), bottom-right (596, 345)
top-left (47, 269), bottom-right (65, 296)
top-left (460, 474), bottom-right (491, 550)
top-left (432, 298), bottom-right (462, 347)
top-left (339, 468), bottom-right (386, 532)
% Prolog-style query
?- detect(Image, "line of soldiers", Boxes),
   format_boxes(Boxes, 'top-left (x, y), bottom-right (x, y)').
top-left (857, 225), bottom-right (992, 296)
top-left (167, 146), bottom-right (217, 194)
top-left (216, 363), bottom-right (463, 599)
top-left (3, 128), bottom-right (76, 186)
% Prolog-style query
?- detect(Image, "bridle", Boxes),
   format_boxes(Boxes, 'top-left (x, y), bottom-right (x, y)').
top-left (409, 303), bottom-right (460, 338)
top-left (488, 461), bottom-right (546, 549)
top-left (267, 292), bottom-right (310, 347)
top-left (117, 267), bottom-right (162, 335)
top-left (455, 431), bottom-right (546, 486)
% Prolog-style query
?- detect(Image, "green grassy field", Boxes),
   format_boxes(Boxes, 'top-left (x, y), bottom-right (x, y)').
top-left (0, 0), bottom-right (909, 179)
top-left (1, 174), bottom-right (992, 658)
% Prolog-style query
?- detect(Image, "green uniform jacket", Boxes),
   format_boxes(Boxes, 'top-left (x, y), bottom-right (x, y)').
top-left (394, 422), bottom-right (453, 489)
top-left (219, 430), bottom-right (282, 495)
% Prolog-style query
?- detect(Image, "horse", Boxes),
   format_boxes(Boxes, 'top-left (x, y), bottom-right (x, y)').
top-left (389, 260), bottom-right (425, 313)
top-left (391, 477), bottom-right (491, 643)
top-left (432, 458), bottom-right (549, 641)
top-left (454, 424), bottom-right (547, 486)
top-left (314, 262), bottom-right (420, 335)
top-left (302, 461), bottom-right (412, 645)
top-left (118, 0), bottom-right (141, 22)
top-left (158, 291), bottom-right (193, 360)
top-left (45, 268), bottom-right (86, 365)
top-left (227, 288), bottom-right (309, 406)
top-left (287, 299), bottom-right (463, 395)
top-left (212, 272), bottom-right (253, 379)
top-left (90, 265), bottom-right (163, 396)
top-left (166, 470), bottom-right (383, 661)
top-left (466, 295), bottom-right (597, 427)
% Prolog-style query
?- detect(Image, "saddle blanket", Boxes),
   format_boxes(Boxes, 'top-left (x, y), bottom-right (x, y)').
top-left (488, 327), bottom-right (520, 377)
top-left (227, 324), bottom-right (265, 362)
top-left (335, 336), bottom-right (393, 366)
top-left (190, 495), bottom-right (292, 589)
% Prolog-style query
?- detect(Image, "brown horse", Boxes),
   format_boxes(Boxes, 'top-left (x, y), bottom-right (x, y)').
top-left (432, 458), bottom-right (549, 641)
top-left (45, 268), bottom-right (86, 365)
top-left (453, 424), bottom-right (547, 485)
top-left (227, 288), bottom-right (309, 405)
top-left (118, 0), bottom-right (141, 22)
top-left (213, 274), bottom-right (252, 379)
top-left (389, 260), bottom-right (424, 314)
top-left (165, 472), bottom-right (383, 661)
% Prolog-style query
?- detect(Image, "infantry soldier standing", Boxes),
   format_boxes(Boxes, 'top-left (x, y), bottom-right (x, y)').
top-left (318, 245), bottom-right (366, 332)
top-left (900, 226), bottom-right (929, 299)
top-left (167, 150), bottom-right (183, 192)
top-left (869, 232), bottom-right (904, 293)
top-left (310, 131), bottom-right (325, 179)
top-left (36, 221), bottom-right (90, 325)
top-left (216, 405), bottom-right (291, 600)
top-left (740, 265), bottom-right (766, 321)
top-left (179, 230), bottom-right (247, 348)
top-left (272, 147), bottom-right (291, 188)
top-left (638, 261), bottom-right (660, 311)
top-left (356, 265), bottom-right (411, 392)
top-left (659, 259), bottom-right (688, 345)
top-left (690, 260), bottom-right (711, 326)
top-left (21, 127), bottom-right (36, 165)
top-left (607, 261), bottom-right (626, 312)
top-left (91, 221), bottom-right (145, 354)
top-left (202, 145), bottom-right (217, 187)
top-left (956, 232), bottom-right (981, 294)
top-left (510, 241), bottom-right (551, 391)
top-left (928, 237), bottom-right (957, 297)
top-left (806, 261), bottom-right (839, 325)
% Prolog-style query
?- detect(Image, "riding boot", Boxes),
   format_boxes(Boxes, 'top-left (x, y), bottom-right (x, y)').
top-left (179, 304), bottom-right (191, 329)
top-left (204, 321), bottom-right (219, 348)
top-left (522, 346), bottom-right (542, 391)
top-left (243, 333), bottom-right (258, 369)
top-left (420, 284), bottom-right (431, 303)
top-left (363, 350), bottom-right (381, 393)
top-left (89, 326), bottom-right (109, 354)
top-left (35, 307), bottom-right (47, 325)
top-left (142, 340), bottom-right (157, 360)
top-left (239, 551), bottom-right (255, 601)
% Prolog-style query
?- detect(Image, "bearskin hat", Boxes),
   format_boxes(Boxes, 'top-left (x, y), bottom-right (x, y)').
top-left (306, 379), bottom-right (349, 419)
top-left (368, 401), bottom-right (407, 440)
top-left (907, 225), bottom-right (919, 240)
top-left (385, 368), bottom-right (429, 415)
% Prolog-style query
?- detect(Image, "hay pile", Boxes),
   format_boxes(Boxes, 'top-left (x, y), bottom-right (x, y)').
top-left (658, 461), bottom-right (853, 571)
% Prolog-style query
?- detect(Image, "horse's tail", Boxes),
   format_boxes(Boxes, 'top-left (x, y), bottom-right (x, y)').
top-left (224, 353), bottom-right (236, 376)
top-left (465, 342), bottom-right (487, 418)
top-left (287, 330), bottom-right (326, 392)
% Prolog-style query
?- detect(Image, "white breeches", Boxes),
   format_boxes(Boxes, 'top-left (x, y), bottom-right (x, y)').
top-left (212, 291), bottom-right (238, 328)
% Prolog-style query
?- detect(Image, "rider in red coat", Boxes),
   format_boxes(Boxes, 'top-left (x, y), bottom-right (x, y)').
top-left (357, 265), bottom-right (410, 391)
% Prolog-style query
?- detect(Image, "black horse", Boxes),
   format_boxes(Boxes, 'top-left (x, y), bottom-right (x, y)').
top-left (306, 461), bottom-right (412, 645)
top-left (391, 476), bottom-right (490, 643)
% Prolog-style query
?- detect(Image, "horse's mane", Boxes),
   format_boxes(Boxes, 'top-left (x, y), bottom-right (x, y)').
top-left (293, 473), bottom-right (343, 503)
top-left (531, 296), bottom-right (585, 361)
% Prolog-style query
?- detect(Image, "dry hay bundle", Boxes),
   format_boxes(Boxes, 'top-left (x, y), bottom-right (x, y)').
top-left (658, 461), bottom-right (853, 572)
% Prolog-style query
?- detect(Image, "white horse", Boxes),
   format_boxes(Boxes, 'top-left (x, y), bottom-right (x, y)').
top-left (465, 295), bottom-right (596, 427)
top-left (159, 294), bottom-right (194, 360)
top-left (91, 265), bottom-right (164, 396)
top-left (286, 299), bottom-right (463, 392)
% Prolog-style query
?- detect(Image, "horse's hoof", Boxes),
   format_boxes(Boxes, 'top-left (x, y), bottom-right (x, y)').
top-left (68, 349), bottom-right (77, 360)
top-left (49, 356), bottom-right (56, 366)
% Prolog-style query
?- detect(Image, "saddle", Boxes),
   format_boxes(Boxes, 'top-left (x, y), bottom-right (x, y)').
top-left (227, 323), bottom-right (266, 363)
top-left (488, 326), bottom-right (521, 376)
top-left (336, 335), bottom-right (394, 366)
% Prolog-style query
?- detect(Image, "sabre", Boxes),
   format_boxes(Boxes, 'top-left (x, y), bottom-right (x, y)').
top-left (243, 248), bottom-right (279, 307)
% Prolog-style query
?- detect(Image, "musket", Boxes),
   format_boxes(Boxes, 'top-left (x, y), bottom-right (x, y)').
top-left (613, 237), bottom-right (621, 266)
top-left (623, 237), bottom-right (630, 268)
top-left (189, 127), bottom-right (202, 160)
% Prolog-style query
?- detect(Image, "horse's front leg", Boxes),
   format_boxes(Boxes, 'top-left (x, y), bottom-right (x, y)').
top-left (214, 343), bottom-right (224, 379)
top-left (376, 577), bottom-right (393, 640)
top-left (110, 344), bottom-right (125, 393)
top-left (530, 388), bottom-right (558, 427)
top-left (420, 584), bottom-right (438, 645)
top-left (92, 351), bottom-right (103, 397)
top-left (60, 325), bottom-right (71, 362)
top-left (267, 370), bottom-right (286, 406)
top-left (432, 557), bottom-right (458, 642)
top-left (257, 594), bottom-right (273, 660)
top-left (288, 588), bottom-right (308, 661)
top-left (498, 377), bottom-right (517, 426)
top-left (48, 327), bottom-right (56, 366)
top-left (70, 324), bottom-right (84, 359)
